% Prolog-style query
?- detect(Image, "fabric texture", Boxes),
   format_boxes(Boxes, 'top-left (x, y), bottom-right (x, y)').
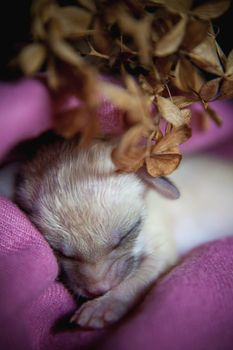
top-left (0, 78), bottom-right (233, 350)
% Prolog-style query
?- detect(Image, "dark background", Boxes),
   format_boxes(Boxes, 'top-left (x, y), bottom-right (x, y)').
top-left (0, 0), bottom-right (232, 80)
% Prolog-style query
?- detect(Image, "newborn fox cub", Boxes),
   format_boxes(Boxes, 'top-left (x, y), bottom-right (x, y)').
top-left (16, 138), bottom-right (233, 329)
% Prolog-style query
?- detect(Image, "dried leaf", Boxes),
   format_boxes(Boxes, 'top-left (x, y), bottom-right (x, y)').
top-left (153, 57), bottom-right (173, 79)
top-left (47, 18), bottom-right (74, 58)
top-left (32, 16), bottom-right (47, 40)
top-left (47, 57), bottom-right (60, 90)
top-left (92, 18), bottom-right (111, 54)
top-left (181, 19), bottom-right (209, 51)
top-left (55, 107), bottom-right (88, 138)
top-left (78, 109), bottom-right (99, 147)
top-left (124, 74), bottom-right (154, 126)
top-left (191, 0), bottom-right (231, 20)
top-left (19, 43), bottom-right (47, 75)
top-left (171, 58), bottom-right (204, 93)
top-left (156, 95), bottom-right (185, 127)
top-left (112, 124), bottom-right (147, 172)
top-left (112, 146), bottom-right (146, 173)
top-left (114, 124), bottom-right (148, 157)
top-left (199, 78), bottom-right (221, 101)
top-left (225, 49), bottom-right (233, 76)
top-left (188, 35), bottom-right (224, 75)
top-left (145, 124), bottom-right (190, 176)
top-left (146, 153), bottom-right (182, 177)
top-left (100, 79), bottom-right (154, 129)
top-left (154, 16), bottom-right (187, 57)
top-left (17, 0), bottom-right (233, 178)
top-left (50, 36), bottom-right (84, 67)
top-left (150, 0), bottom-right (193, 13)
top-left (125, 73), bottom-right (141, 96)
top-left (77, 0), bottom-right (96, 12)
top-left (139, 74), bottom-right (164, 97)
top-left (117, 11), bottom-right (152, 65)
top-left (139, 75), bottom-right (155, 96)
top-left (219, 78), bottom-right (233, 99)
top-left (152, 125), bottom-right (192, 153)
top-left (57, 6), bottom-right (93, 38)
top-left (99, 82), bottom-right (135, 110)
top-left (181, 108), bottom-right (192, 124)
top-left (215, 41), bottom-right (227, 66)
top-left (172, 95), bottom-right (197, 108)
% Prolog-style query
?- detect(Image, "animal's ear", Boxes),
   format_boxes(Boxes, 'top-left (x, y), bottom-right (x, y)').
top-left (137, 168), bottom-right (180, 200)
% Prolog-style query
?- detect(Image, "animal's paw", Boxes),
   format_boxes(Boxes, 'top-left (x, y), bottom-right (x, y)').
top-left (70, 295), bottom-right (128, 329)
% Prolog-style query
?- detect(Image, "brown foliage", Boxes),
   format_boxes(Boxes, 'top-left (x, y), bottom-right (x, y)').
top-left (18, 0), bottom-right (232, 177)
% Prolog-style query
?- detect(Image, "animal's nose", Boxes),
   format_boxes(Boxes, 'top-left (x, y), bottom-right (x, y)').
top-left (86, 282), bottom-right (111, 297)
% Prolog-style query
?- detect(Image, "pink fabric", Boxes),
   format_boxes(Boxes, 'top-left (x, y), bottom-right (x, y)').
top-left (0, 79), bottom-right (52, 160)
top-left (0, 78), bottom-right (233, 350)
top-left (0, 197), bottom-right (104, 350)
top-left (181, 101), bottom-right (233, 154)
top-left (1, 197), bottom-right (233, 350)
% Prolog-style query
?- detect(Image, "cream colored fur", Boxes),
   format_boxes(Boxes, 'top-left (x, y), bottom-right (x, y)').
top-left (1, 139), bottom-right (232, 328)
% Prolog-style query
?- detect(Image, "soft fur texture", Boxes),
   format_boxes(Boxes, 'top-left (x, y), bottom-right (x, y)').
top-left (16, 138), bottom-right (233, 329)
top-left (16, 138), bottom-right (177, 328)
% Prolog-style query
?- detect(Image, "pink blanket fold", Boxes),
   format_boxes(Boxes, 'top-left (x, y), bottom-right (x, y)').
top-left (0, 197), bottom-right (104, 350)
top-left (1, 196), bottom-right (233, 350)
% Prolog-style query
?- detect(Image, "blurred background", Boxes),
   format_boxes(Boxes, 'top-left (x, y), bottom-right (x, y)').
top-left (0, 0), bottom-right (233, 80)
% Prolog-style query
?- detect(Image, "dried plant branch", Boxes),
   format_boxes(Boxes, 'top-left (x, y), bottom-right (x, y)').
top-left (18, 0), bottom-right (232, 177)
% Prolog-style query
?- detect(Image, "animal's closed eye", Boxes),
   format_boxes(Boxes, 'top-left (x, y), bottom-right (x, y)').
top-left (126, 217), bottom-right (142, 236)
top-left (114, 217), bottom-right (142, 248)
top-left (54, 249), bottom-right (78, 261)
